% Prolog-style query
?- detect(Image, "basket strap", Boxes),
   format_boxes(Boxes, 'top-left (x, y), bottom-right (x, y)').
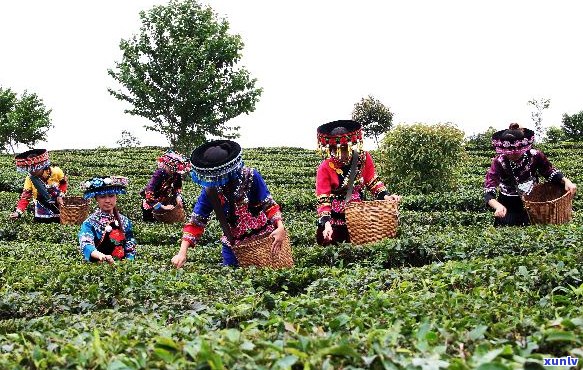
top-left (205, 187), bottom-right (235, 246)
top-left (29, 175), bottom-right (60, 213)
top-left (344, 149), bottom-right (360, 203)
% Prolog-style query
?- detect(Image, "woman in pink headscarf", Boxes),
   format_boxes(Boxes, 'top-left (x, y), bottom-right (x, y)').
top-left (484, 123), bottom-right (577, 226)
top-left (141, 150), bottom-right (191, 222)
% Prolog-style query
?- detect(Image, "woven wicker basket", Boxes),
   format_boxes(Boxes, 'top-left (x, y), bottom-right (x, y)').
top-left (345, 200), bottom-right (399, 245)
top-left (231, 231), bottom-right (294, 268)
top-left (153, 205), bottom-right (186, 223)
top-left (60, 196), bottom-right (90, 225)
top-left (522, 182), bottom-right (573, 225)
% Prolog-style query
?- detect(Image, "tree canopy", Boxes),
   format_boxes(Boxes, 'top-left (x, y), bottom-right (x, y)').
top-left (108, 0), bottom-right (262, 154)
top-left (0, 86), bottom-right (52, 154)
top-left (352, 95), bottom-right (393, 147)
top-left (562, 111), bottom-right (583, 141)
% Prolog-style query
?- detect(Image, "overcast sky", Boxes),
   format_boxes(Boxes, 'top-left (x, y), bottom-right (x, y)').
top-left (1, 0), bottom-right (583, 151)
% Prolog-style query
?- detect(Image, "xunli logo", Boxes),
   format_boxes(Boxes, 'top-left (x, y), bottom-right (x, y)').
top-left (543, 356), bottom-right (579, 367)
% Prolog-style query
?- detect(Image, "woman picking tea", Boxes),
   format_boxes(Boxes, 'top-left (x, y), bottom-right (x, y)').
top-left (484, 123), bottom-right (577, 226)
top-left (171, 140), bottom-right (286, 268)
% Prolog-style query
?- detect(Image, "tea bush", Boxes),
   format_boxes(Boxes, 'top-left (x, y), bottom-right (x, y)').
top-left (0, 145), bottom-right (581, 368)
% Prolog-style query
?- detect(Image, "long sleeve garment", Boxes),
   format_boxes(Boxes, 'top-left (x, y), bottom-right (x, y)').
top-left (316, 151), bottom-right (388, 226)
top-left (141, 168), bottom-right (183, 210)
top-left (16, 166), bottom-right (67, 218)
top-left (484, 149), bottom-right (564, 204)
top-left (78, 209), bottom-right (137, 262)
top-left (182, 167), bottom-right (282, 248)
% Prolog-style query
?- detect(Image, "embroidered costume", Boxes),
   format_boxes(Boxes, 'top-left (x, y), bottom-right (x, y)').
top-left (13, 149), bottom-right (67, 223)
top-left (182, 140), bottom-right (283, 266)
top-left (141, 151), bottom-right (190, 221)
top-left (78, 176), bottom-right (137, 262)
top-left (484, 125), bottom-right (565, 226)
top-left (315, 120), bottom-right (389, 245)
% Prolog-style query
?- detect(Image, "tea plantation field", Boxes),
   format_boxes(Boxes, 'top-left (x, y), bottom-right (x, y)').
top-left (0, 145), bottom-right (581, 369)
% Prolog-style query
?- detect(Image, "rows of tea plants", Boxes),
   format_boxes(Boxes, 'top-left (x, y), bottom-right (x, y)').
top-left (0, 144), bottom-right (581, 369)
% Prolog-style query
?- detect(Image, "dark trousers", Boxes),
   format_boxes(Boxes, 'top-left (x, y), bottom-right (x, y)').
top-left (316, 224), bottom-right (350, 246)
top-left (493, 194), bottom-right (530, 227)
top-left (33, 217), bottom-right (60, 224)
top-left (142, 206), bottom-right (156, 222)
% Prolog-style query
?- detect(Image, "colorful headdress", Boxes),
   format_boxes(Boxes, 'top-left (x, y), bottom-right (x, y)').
top-left (317, 120), bottom-right (364, 158)
top-left (81, 176), bottom-right (129, 199)
top-left (190, 140), bottom-right (243, 187)
top-left (15, 149), bottom-right (51, 173)
top-left (158, 150), bottom-right (191, 174)
top-left (491, 123), bottom-right (535, 156)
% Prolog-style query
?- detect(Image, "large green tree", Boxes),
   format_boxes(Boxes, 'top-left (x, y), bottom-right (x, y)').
top-left (561, 110), bottom-right (583, 141)
top-left (544, 125), bottom-right (567, 143)
top-left (108, 0), bottom-right (262, 154)
top-left (0, 86), bottom-right (52, 154)
top-left (351, 95), bottom-right (393, 147)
